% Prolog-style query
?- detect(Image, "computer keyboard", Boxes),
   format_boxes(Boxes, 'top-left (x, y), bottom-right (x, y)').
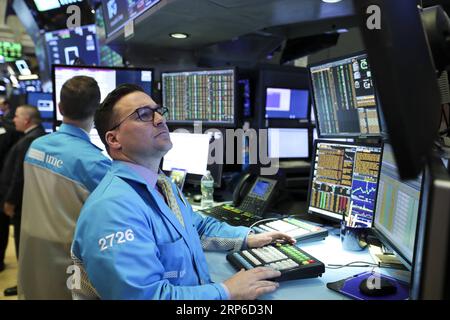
top-left (227, 243), bottom-right (325, 281)
top-left (252, 217), bottom-right (328, 242)
top-left (200, 204), bottom-right (263, 227)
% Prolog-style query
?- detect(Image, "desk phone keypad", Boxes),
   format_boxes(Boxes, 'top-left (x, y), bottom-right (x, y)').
top-left (226, 243), bottom-right (325, 281)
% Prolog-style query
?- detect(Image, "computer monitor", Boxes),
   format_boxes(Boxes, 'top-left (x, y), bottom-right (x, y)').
top-left (410, 155), bottom-right (450, 299)
top-left (102, 0), bottom-right (161, 37)
top-left (19, 79), bottom-right (42, 93)
top-left (27, 92), bottom-right (54, 120)
top-left (373, 143), bottom-right (423, 270)
top-left (89, 128), bottom-right (111, 159)
top-left (268, 128), bottom-right (309, 159)
top-left (45, 25), bottom-right (100, 67)
top-left (52, 65), bottom-right (153, 122)
top-left (309, 52), bottom-right (382, 138)
top-left (307, 140), bottom-right (383, 226)
top-left (162, 132), bottom-right (222, 187)
top-left (41, 121), bottom-right (54, 133)
top-left (265, 87), bottom-right (309, 120)
top-left (162, 68), bottom-right (236, 127)
top-left (238, 79), bottom-right (251, 118)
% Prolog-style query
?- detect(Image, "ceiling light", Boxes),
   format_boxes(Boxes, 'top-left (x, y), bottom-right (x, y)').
top-left (322, 0), bottom-right (342, 3)
top-left (170, 33), bottom-right (189, 39)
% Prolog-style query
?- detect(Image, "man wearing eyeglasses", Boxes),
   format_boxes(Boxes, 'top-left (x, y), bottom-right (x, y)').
top-left (18, 76), bottom-right (112, 299)
top-left (71, 84), bottom-right (294, 300)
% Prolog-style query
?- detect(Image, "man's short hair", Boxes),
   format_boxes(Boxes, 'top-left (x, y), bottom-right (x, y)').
top-left (94, 84), bottom-right (145, 149)
top-left (60, 76), bottom-right (101, 120)
top-left (19, 105), bottom-right (42, 125)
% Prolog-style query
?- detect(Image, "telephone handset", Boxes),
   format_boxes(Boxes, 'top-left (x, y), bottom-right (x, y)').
top-left (232, 174), bottom-right (278, 215)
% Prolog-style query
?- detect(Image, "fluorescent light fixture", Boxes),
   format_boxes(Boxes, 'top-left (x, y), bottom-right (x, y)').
top-left (170, 33), bottom-right (189, 39)
top-left (322, 0), bottom-right (342, 3)
top-left (34, 0), bottom-right (61, 11)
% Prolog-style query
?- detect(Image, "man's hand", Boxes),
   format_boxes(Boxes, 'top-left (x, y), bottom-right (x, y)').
top-left (223, 267), bottom-right (281, 300)
top-left (3, 202), bottom-right (15, 218)
top-left (246, 231), bottom-right (296, 248)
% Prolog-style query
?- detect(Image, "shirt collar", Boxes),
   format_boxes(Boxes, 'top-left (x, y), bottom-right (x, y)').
top-left (24, 124), bottom-right (39, 134)
top-left (124, 162), bottom-right (159, 190)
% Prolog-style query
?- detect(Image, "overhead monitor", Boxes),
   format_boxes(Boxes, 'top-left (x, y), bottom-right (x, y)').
top-left (309, 52), bottom-right (382, 137)
top-left (162, 68), bottom-right (236, 126)
top-left (102, 0), bottom-right (161, 37)
top-left (19, 79), bottom-right (42, 93)
top-left (52, 65), bottom-right (153, 122)
top-left (308, 140), bottom-right (383, 226)
top-left (45, 25), bottom-right (100, 67)
top-left (27, 92), bottom-right (54, 120)
top-left (268, 128), bottom-right (309, 159)
top-left (265, 87), bottom-right (309, 120)
top-left (162, 131), bottom-right (223, 187)
top-left (373, 143), bottom-right (423, 270)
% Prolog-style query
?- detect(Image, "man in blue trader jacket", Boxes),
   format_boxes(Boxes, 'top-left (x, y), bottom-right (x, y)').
top-left (18, 76), bottom-right (112, 299)
top-left (71, 84), bottom-right (295, 300)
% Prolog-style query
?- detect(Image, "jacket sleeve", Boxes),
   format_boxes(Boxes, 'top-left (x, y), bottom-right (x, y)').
top-left (73, 197), bottom-right (228, 300)
top-left (183, 195), bottom-right (251, 252)
top-left (4, 139), bottom-right (31, 207)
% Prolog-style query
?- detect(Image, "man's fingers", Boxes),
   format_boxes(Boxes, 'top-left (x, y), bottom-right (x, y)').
top-left (250, 267), bottom-right (281, 280)
top-left (254, 283), bottom-right (279, 296)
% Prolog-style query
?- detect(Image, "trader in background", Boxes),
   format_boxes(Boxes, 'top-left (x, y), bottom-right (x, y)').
top-left (0, 98), bottom-right (22, 272)
top-left (72, 84), bottom-right (294, 300)
top-left (18, 76), bottom-right (111, 299)
top-left (1, 105), bottom-right (46, 296)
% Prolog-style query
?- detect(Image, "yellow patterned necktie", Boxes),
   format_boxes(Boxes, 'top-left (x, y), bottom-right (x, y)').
top-left (157, 174), bottom-right (185, 227)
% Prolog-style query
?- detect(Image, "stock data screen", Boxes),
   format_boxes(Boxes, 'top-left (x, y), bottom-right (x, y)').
top-left (45, 25), bottom-right (100, 67)
top-left (308, 141), bottom-right (382, 227)
top-left (374, 144), bottom-right (422, 263)
top-left (103, 0), bottom-right (161, 37)
top-left (309, 53), bottom-right (381, 137)
top-left (162, 69), bottom-right (235, 125)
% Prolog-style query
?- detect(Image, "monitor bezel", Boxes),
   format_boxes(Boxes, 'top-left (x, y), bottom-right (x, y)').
top-left (161, 66), bottom-right (238, 128)
top-left (263, 85), bottom-right (311, 125)
top-left (51, 64), bottom-right (154, 129)
top-left (307, 138), bottom-right (384, 225)
top-left (308, 51), bottom-right (383, 139)
top-left (371, 142), bottom-right (425, 271)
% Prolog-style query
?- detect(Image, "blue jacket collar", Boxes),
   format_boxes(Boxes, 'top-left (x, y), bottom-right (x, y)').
top-left (59, 123), bottom-right (90, 142)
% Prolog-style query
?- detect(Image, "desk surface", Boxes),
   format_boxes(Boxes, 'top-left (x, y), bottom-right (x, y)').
top-left (204, 229), bottom-right (410, 300)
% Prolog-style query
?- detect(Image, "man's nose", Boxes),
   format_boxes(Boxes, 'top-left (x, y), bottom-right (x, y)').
top-left (153, 111), bottom-right (166, 126)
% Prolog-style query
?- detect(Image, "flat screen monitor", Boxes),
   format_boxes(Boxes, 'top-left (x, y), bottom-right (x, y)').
top-left (162, 68), bottom-right (236, 126)
top-left (238, 79), bottom-right (251, 118)
top-left (268, 128), bottom-right (309, 159)
top-left (309, 52), bottom-right (382, 137)
top-left (41, 121), bottom-right (54, 133)
top-left (162, 132), bottom-right (222, 187)
top-left (52, 65), bottom-right (153, 121)
top-left (265, 87), bottom-right (309, 120)
top-left (27, 92), bottom-right (54, 120)
top-left (308, 140), bottom-right (383, 226)
top-left (89, 128), bottom-right (111, 159)
top-left (373, 143), bottom-right (423, 269)
top-left (19, 79), bottom-right (42, 93)
top-left (102, 0), bottom-right (161, 37)
top-left (45, 25), bottom-right (100, 67)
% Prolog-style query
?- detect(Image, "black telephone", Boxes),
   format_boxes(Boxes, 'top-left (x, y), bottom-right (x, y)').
top-left (231, 174), bottom-right (278, 215)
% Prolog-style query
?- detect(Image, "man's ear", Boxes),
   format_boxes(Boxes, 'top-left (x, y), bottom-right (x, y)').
top-left (58, 102), bottom-right (64, 116)
top-left (106, 131), bottom-right (121, 151)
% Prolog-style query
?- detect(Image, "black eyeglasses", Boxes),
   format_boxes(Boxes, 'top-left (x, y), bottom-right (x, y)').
top-left (109, 105), bottom-right (169, 131)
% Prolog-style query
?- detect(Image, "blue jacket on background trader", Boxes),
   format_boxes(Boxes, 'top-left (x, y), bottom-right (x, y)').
top-left (72, 84), bottom-right (294, 300)
top-left (18, 76), bottom-right (111, 299)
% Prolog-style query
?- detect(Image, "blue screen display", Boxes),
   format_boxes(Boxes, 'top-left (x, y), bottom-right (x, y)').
top-left (27, 92), bottom-right (54, 119)
top-left (252, 180), bottom-right (270, 197)
top-left (265, 87), bottom-right (309, 120)
top-left (45, 25), bottom-right (100, 68)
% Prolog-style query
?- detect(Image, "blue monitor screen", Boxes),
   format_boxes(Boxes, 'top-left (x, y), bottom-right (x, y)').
top-left (27, 92), bottom-right (54, 119)
top-left (265, 87), bottom-right (309, 120)
top-left (45, 25), bottom-right (100, 67)
top-left (252, 180), bottom-right (270, 197)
